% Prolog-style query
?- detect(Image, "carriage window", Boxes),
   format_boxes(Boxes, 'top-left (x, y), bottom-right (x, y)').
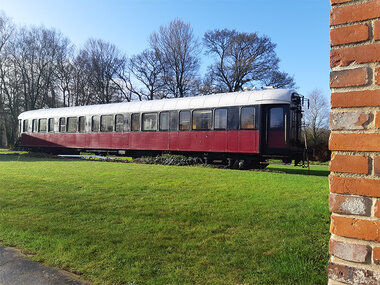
top-left (32, 119), bottom-right (38, 133)
top-left (48, 118), bottom-right (54, 132)
top-left (39, 119), bottom-right (47, 132)
top-left (131, 113), bottom-right (140, 131)
top-left (159, 112), bottom-right (169, 131)
top-left (23, 120), bottom-right (29, 132)
top-left (214, 108), bottom-right (227, 130)
top-left (18, 120), bottom-right (22, 134)
top-left (179, 111), bottom-right (191, 131)
top-left (169, 111), bottom-right (178, 131)
top-left (115, 114), bottom-right (124, 132)
top-left (92, 115), bottom-right (100, 132)
top-left (67, 117), bottom-right (77, 132)
top-left (270, 107), bottom-right (284, 129)
top-left (59, 117), bottom-right (66, 132)
top-left (241, 107), bottom-right (255, 129)
top-left (193, 109), bottom-right (212, 130)
top-left (142, 113), bottom-right (158, 131)
top-left (78, 116), bottom-right (86, 133)
top-left (101, 115), bottom-right (114, 132)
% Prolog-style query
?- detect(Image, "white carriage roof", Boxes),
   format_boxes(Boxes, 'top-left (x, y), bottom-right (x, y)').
top-left (18, 88), bottom-right (297, 120)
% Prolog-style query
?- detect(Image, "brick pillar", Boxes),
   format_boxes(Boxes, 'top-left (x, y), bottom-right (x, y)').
top-left (328, 0), bottom-right (380, 284)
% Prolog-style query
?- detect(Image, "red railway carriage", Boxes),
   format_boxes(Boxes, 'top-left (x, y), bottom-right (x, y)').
top-left (17, 88), bottom-right (306, 169)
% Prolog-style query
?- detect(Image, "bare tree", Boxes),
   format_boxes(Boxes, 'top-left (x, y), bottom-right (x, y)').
top-left (262, 70), bottom-right (296, 89)
top-left (77, 39), bottom-right (128, 104)
top-left (150, 19), bottom-right (200, 98)
top-left (127, 49), bottom-right (166, 100)
top-left (304, 88), bottom-right (330, 161)
top-left (203, 29), bottom-right (295, 92)
top-left (0, 12), bottom-right (15, 146)
top-left (10, 26), bottom-right (71, 110)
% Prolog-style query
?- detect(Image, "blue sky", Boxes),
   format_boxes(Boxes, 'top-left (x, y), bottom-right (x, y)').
top-left (0, 0), bottom-right (331, 99)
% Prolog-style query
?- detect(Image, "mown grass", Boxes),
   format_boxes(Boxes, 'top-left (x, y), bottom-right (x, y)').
top-left (0, 152), bottom-right (330, 284)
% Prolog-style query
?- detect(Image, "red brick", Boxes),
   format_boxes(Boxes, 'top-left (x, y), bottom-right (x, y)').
top-left (376, 111), bottom-right (380, 128)
top-left (330, 24), bottom-right (369, 46)
top-left (331, 90), bottom-right (380, 108)
top-left (330, 112), bottom-right (369, 131)
top-left (330, 175), bottom-right (380, 198)
top-left (374, 200), bottom-right (380, 218)
top-left (330, 133), bottom-right (380, 152)
top-left (328, 262), bottom-right (380, 284)
top-left (330, 215), bottom-right (380, 241)
top-left (329, 239), bottom-right (371, 263)
top-left (330, 68), bottom-right (369, 88)
top-left (375, 156), bottom-right (380, 176)
top-left (375, 66), bottom-right (380, 85)
top-left (375, 20), bottom-right (380, 41)
top-left (331, 0), bottom-right (352, 4)
top-left (373, 247), bottom-right (380, 264)
top-left (330, 154), bottom-right (369, 174)
top-left (330, 1), bottom-right (380, 26)
top-left (329, 193), bottom-right (372, 216)
top-left (331, 44), bottom-right (380, 68)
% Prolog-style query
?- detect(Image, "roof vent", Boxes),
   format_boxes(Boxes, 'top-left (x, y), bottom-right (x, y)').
top-left (261, 86), bottom-right (275, 90)
top-left (243, 87), bottom-right (250, 92)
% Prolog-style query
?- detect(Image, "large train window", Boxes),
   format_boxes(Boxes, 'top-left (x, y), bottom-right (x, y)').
top-left (169, 111), bottom-right (178, 131)
top-left (240, 107), bottom-right (255, 129)
top-left (179, 111), bottom-right (190, 131)
top-left (142, 113), bottom-right (158, 131)
top-left (78, 116), bottom-right (86, 133)
top-left (131, 113), bottom-right (140, 131)
top-left (59, 117), bottom-right (66, 132)
top-left (159, 112), bottom-right (169, 131)
top-left (270, 108), bottom-right (284, 129)
top-left (101, 115), bottom-right (114, 132)
top-left (92, 115), bottom-right (100, 132)
top-left (23, 120), bottom-right (29, 132)
top-left (214, 108), bottom-right (227, 130)
top-left (115, 114), bottom-right (124, 132)
top-left (48, 118), bottom-right (54, 132)
top-left (67, 117), bottom-right (78, 132)
top-left (32, 119), bottom-right (38, 133)
top-left (193, 109), bottom-right (212, 130)
top-left (39, 119), bottom-right (47, 132)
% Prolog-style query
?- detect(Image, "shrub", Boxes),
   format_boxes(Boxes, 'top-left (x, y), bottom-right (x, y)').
top-left (134, 154), bottom-right (201, 166)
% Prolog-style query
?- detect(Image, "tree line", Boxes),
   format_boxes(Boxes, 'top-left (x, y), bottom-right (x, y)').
top-left (0, 13), bottom-right (296, 146)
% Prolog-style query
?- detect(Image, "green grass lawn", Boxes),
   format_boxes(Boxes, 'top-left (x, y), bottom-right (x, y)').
top-left (0, 152), bottom-right (330, 284)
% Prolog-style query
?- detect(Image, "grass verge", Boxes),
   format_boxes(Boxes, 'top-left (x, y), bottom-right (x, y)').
top-left (0, 153), bottom-right (330, 284)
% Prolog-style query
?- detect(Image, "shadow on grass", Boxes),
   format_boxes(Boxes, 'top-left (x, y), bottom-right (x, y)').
top-left (266, 165), bottom-right (329, 177)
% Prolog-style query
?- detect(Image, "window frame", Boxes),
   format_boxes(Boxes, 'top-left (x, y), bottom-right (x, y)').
top-left (38, 118), bottom-right (47, 133)
top-left (92, 115), bottom-right (100, 132)
top-left (100, 115), bottom-right (114, 132)
top-left (142, 112), bottom-right (158, 132)
top-left (48, 118), bottom-right (55, 132)
top-left (59, 117), bottom-right (66, 133)
top-left (179, 110), bottom-right (191, 131)
top-left (67, 117), bottom-right (78, 133)
top-left (214, 108), bottom-right (228, 130)
top-left (159, 111), bottom-right (169, 131)
top-left (240, 106), bottom-right (256, 130)
top-left (32, 119), bottom-right (38, 133)
top-left (131, 113), bottom-right (140, 132)
top-left (192, 109), bottom-right (212, 131)
top-left (169, 111), bottom-right (178, 131)
top-left (78, 116), bottom-right (86, 133)
top-left (23, 120), bottom-right (29, 133)
top-left (269, 107), bottom-right (285, 130)
top-left (115, 114), bottom-right (124, 132)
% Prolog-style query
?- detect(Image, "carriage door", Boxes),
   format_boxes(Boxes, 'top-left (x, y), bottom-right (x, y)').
top-left (262, 105), bottom-right (288, 153)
